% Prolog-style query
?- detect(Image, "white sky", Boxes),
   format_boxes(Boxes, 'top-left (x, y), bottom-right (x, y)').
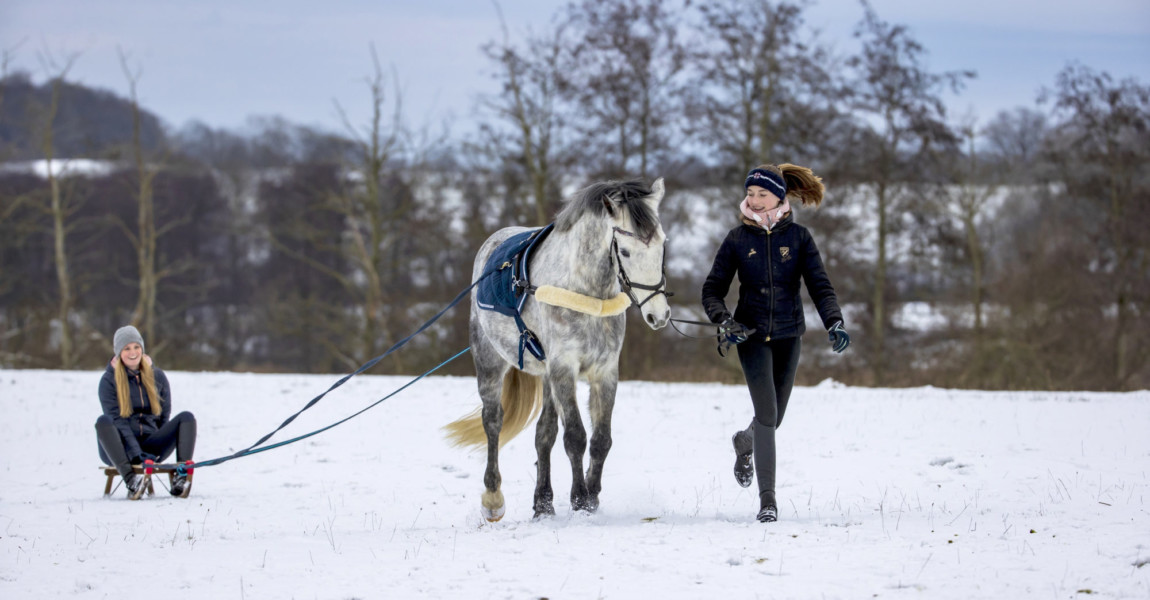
top-left (2, 0), bottom-right (1148, 135)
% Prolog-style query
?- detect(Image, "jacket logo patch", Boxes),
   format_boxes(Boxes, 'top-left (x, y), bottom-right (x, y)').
top-left (747, 249), bottom-right (757, 257)
top-left (779, 246), bottom-right (792, 262)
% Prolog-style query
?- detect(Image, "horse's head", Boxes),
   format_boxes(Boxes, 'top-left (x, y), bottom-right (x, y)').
top-left (606, 177), bottom-right (670, 330)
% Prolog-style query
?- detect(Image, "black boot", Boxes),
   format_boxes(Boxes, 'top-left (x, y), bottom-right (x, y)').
top-left (731, 423), bottom-right (754, 488)
top-left (757, 491), bottom-right (778, 523)
top-left (753, 420), bottom-right (777, 522)
top-left (170, 472), bottom-right (191, 498)
top-left (125, 472), bottom-right (148, 500)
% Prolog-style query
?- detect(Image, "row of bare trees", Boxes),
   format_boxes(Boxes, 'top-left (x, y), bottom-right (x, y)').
top-left (1, 0), bottom-right (1146, 390)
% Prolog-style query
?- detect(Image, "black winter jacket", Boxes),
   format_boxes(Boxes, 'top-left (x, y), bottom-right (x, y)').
top-left (702, 214), bottom-right (843, 341)
top-left (97, 363), bottom-right (172, 459)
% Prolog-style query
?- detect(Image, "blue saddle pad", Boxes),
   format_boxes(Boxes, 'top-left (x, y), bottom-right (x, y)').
top-left (475, 224), bottom-right (554, 368)
top-left (476, 225), bottom-right (552, 316)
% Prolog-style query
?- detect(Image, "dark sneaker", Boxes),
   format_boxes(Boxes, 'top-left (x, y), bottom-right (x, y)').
top-left (732, 431), bottom-right (754, 488)
top-left (125, 472), bottom-right (148, 500)
top-left (170, 473), bottom-right (191, 498)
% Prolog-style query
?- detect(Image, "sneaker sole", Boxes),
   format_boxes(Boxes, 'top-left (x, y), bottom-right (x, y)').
top-left (732, 433), bottom-right (754, 488)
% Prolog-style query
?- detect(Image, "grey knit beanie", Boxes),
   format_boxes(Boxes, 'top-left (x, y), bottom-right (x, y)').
top-left (113, 325), bottom-right (145, 356)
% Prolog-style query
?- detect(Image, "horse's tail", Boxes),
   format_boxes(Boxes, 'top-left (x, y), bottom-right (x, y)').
top-left (444, 369), bottom-right (543, 449)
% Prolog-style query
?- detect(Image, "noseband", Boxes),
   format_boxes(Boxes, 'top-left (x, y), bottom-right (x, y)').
top-left (611, 227), bottom-right (671, 308)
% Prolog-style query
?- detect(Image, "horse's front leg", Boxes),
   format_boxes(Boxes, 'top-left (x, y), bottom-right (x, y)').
top-left (532, 378), bottom-right (559, 518)
top-left (585, 375), bottom-right (617, 512)
top-left (550, 367), bottom-right (591, 512)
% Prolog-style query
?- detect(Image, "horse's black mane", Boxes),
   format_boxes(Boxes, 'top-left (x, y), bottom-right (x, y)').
top-left (555, 179), bottom-right (658, 241)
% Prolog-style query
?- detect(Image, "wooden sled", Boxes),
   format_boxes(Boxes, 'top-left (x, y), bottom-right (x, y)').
top-left (102, 460), bottom-right (194, 498)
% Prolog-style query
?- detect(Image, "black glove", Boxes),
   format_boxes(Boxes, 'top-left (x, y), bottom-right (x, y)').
top-left (130, 452), bottom-right (158, 465)
top-left (828, 321), bottom-right (850, 353)
top-left (718, 317), bottom-right (754, 357)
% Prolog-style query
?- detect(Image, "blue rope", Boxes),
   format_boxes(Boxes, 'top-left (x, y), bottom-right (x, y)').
top-left (155, 267), bottom-right (498, 475)
top-left (180, 347), bottom-right (471, 472)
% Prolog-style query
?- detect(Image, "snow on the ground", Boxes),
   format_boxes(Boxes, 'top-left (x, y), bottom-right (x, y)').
top-left (1, 368), bottom-right (1147, 599)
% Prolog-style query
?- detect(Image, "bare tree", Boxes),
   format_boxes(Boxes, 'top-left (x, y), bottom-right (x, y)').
top-left (116, 49), bottom-right (173, 345)
top-left (691, 0), bottom-right (842, 177)
top-left (847, 1), bottom-right (972, 384)
top-left (1042, 65), bottom-right (1150, 389)
top-left (564, 0), bottom-right (689, 178)
top-left (475, 6), bottom-right (571, 226)
top-left (34, 50), bottom-right (83, 367)
top-left (939, 120), bottom-right (998, 338)
top-left (264, 48), bottom-right (412, 368)
top-left (0, 44), bottom-right (15, 125)
top-left (982, 107), bottom-right (1048, 183)
top-left (333, 49), bottom-right (410, 363)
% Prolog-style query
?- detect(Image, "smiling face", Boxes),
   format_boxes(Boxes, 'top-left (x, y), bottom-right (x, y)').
top-left (119, 342), bottom-right (143, 370)
top-left (745, 185), bottom-right (783, 213)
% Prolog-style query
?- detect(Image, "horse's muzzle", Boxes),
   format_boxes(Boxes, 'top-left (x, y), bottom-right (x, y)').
top-left (645, 309), bottom-right (670, 330)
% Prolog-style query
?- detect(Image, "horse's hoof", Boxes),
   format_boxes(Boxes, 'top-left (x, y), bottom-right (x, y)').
top-left (482, 505), bottom-right (506, 522)
top-left (481, 489), bottom-right (505, 522)
top-left (533, 501), bottom-right (555, 519)
top-left (571, 496), bottom-right (599, 513)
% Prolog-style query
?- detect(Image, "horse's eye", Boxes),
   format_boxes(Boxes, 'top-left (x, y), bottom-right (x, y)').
top-left (620, 249), bottom-right (631, 258)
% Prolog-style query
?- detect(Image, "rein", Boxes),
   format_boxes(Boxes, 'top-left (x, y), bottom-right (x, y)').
top-left (668, 316), bottom-right (727, 339)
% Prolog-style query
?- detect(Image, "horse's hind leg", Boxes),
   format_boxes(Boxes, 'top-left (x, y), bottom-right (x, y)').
top-left (550, 367), bottom-right (591, 512)
top-left (477, 361), bottom-right (510, 522)
top-left (585, 376), bottom-right (617, 512)
top-left (532, 378), bottom-right (559, 518)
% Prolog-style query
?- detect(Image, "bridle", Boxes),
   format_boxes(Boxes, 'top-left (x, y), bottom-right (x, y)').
top-left (610, 226), bottom-right (672, 308)
top-left (608, 224), bottom-right (720, 343)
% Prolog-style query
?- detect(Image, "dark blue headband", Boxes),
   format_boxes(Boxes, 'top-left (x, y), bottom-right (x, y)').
top-left (745, 169), bottom-right (786, 197)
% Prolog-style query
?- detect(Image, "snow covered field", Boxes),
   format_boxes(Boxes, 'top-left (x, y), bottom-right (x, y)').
top-left (1, 368), bottom-right (1147, 599)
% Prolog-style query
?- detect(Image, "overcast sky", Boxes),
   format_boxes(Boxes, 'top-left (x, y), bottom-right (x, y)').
top-left (3, 0), bottom-right (1148, 137)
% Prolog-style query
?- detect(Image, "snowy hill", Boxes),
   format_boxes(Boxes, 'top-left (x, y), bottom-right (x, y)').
top-left (1, 369), bottom-right (1147, 598)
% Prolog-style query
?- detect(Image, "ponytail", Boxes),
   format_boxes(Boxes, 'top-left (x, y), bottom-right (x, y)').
top-left (778, 163), bottom-right (824, 207)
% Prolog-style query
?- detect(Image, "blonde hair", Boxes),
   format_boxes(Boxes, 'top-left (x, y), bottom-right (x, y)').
top-left (113, 357), bottom-right (161, 418)
top-left (754, 163), bottom-right (825, 207)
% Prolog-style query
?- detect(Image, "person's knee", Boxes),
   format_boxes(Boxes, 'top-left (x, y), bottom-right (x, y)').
top-left (95, 414), bottom-right (113, 428)
top-left (175, 411), bottom-right (196, 424)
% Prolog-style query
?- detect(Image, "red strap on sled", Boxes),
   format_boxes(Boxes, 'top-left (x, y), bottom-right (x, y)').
top-left (184, 460), bottom-right (195, 474)
top-left (144, 459), bottom-right (155, 475)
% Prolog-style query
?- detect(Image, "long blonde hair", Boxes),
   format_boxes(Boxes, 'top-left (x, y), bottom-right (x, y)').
top-left (754, 163), bottom-right (825, 207)
top-left (112, 356), bottom-right (161, 418)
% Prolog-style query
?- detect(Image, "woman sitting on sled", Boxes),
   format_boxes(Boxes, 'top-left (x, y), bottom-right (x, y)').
top-left (94, 325), bottom-right (196, 500)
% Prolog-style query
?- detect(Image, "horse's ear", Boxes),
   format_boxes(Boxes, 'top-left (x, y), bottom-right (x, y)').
top-left (602, 194), bottom-right (617, 217)
top-left (649, 177), bottom-right (665, 207)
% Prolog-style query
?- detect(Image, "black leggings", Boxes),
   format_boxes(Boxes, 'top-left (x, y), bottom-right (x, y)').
top-left (96, 412), bottom-right (197, 474)
top-left (736, 336), bottom-right (800, 500)
top-left (736, 336), bottom-right (801, 429)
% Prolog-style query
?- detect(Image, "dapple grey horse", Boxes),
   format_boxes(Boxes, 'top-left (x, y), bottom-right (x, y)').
top-left (446, 178), bottom-right (670, 521)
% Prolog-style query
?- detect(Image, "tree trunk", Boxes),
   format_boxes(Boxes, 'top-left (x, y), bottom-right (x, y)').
top-left (1109, 162), bottom-right (1128, 389)
top-left (43, 78), bottom-right (74, 368)
top-left (130, 109), bottom-right (158, 341)
top-left (873, 181), bottom-right (887, 385)
top-left (49, 164), bottom-right (74, 368)
top-left (963, 209), bottom-right (984, 337)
